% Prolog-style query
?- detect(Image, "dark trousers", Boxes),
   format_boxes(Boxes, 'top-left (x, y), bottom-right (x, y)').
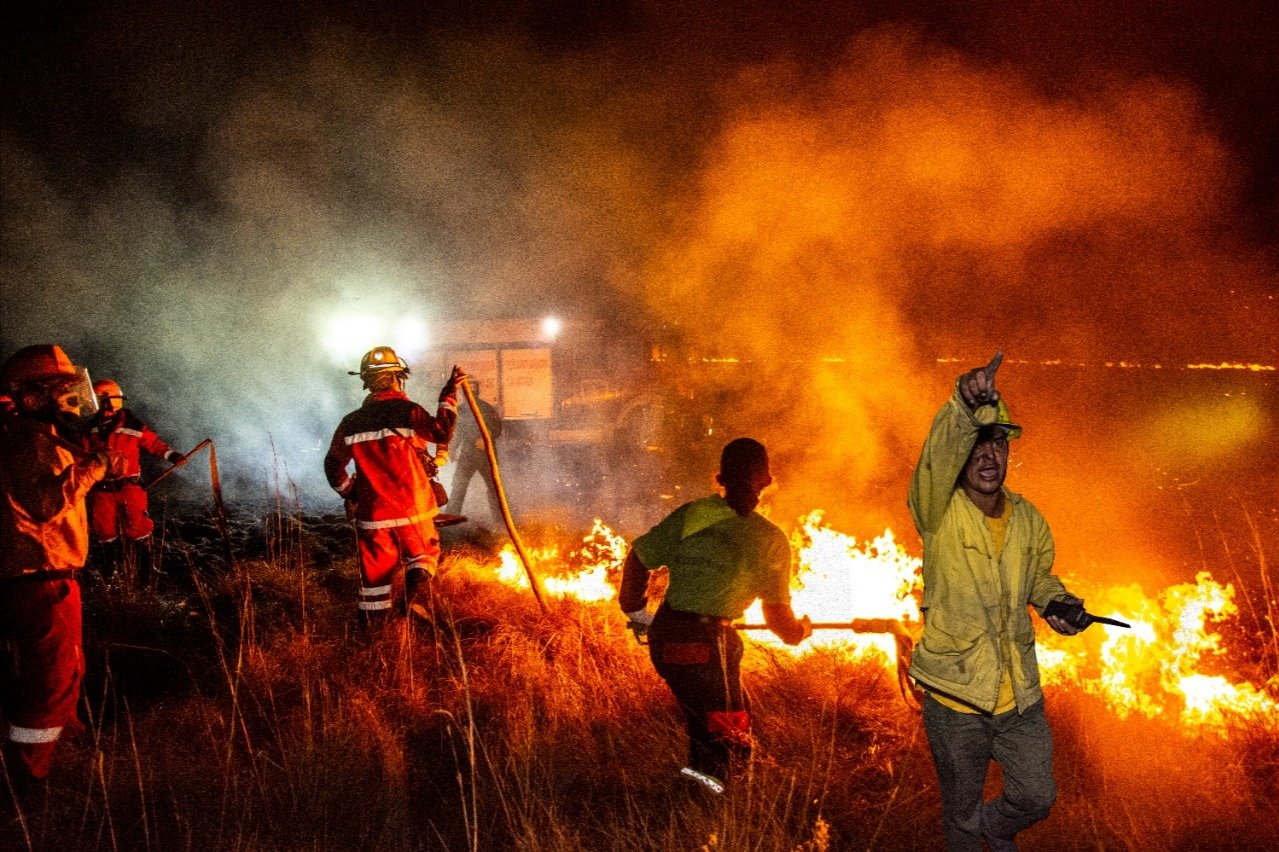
top-left (922, 694), bottom-right (1057, 851)
top-left (450, 451), bottom-right (501, 522)
top-left (648, 607), bottom-right (750, 783)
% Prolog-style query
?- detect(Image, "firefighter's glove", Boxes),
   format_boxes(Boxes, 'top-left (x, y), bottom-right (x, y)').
top-left (434, 447), bottom-right (449, 467)
top-left (165, 450), bottom-right (184, 465)
top-left (85, 449), bottom-right (112, 480)
top-left (625, 609), bottom-right (653, 644)
top-left (779, 614), bottom-right (813, 646)
top-left (626, 608), bottom-right (654, 627)
top-left (439, 365), bottom-right (468, 402)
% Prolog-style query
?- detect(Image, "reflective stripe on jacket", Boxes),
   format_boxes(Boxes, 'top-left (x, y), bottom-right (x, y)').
top-left (907, 385), bottom-right (1071, 713)
top-left (324, 390), bottom-right (457, 524)
top-left (0, 418), bottom-right (107, 577)
top-left (83, 410), bottom-right (174, 479)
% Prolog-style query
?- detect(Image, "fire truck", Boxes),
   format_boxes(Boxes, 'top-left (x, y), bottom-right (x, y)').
top-left (416, 316), bottom-right (740, 529)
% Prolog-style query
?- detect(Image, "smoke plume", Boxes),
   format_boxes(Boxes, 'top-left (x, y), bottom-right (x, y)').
top-left (1, 18), bottom-right (1274, 590)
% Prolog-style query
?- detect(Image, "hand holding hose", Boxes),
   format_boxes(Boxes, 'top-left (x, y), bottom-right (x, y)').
top-left (439, 365), bottom-right (468, 402)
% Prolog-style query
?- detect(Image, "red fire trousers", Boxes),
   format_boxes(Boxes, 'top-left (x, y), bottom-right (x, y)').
top-left (355, 520), bottom-right (441, 614)
top-left (0, 577), bottom-right (84, 781)
top-left (89, 480), bottom-right (154, 541)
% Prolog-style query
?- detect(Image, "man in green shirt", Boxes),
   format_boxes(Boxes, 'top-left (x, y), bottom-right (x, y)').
top-left (908, 353), bottom-right (1082, 851)
top-left (619, 438), bottom-right (811, 794)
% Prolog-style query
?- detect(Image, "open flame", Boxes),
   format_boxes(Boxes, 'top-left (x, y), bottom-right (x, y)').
top-left (1038, 571), bottom-right (1279, 734)
top-left (479, 516), bottom-right (1275, 735)
top-left (741, 511), bottom-right (922, 664)
top-left (495, 518), bottom-right (626, 602)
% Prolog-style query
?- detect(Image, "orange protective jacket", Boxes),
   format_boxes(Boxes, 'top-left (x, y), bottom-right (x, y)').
top-left (0, 417), bottom-right (108, 577)
top-left (324, 390), bottom-right (457, 527)
top-left (83, 409), bottom-right (179, 480)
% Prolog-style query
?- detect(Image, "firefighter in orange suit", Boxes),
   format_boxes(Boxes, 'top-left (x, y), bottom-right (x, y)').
top-left (324, 347), bottom-right (464, 624)
top-left (83, 379), bottom-right (184, 587)
top-left (0, 345), bottom-right (112, 785)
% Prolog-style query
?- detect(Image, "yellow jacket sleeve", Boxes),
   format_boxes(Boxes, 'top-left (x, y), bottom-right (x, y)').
top-left (908, 384), bottom-right (1004, 536)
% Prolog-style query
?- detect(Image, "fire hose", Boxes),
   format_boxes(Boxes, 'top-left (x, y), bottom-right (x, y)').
top-left (146, 438), bottom-right (234, 567)
top-left (628, 617), bottom-right (924, 709)
top-left (458, 378), bottom-right (548, 614)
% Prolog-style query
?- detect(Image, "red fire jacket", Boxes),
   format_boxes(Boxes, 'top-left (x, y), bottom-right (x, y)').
top-left (84, 409), bottom-right (180, 480)
top-left (0, 417), bottom-right (108, 577)
top-left (324, 390), bottom-right (457, 527)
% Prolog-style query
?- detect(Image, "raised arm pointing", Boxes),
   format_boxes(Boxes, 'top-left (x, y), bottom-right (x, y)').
top-left (958, 351), bottom-right (1003, 409)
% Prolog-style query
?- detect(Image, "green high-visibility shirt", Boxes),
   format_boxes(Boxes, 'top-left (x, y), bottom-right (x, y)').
top-left (632, 495), bottom-right (793, 619)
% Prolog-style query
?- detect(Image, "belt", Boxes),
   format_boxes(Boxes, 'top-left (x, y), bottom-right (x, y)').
top-left (95, 476), bottom-right (141, 492)
top-left (659, 605), bottom-right (733, 627)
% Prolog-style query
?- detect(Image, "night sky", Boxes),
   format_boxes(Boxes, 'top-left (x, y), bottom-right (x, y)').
top-left (5, 3), bottom-right (1276, 221)
top-left (2, 1), bottom-right (1276, 508)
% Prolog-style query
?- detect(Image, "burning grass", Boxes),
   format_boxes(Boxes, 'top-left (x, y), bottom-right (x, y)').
top-left (2, 514), bottom-right (1277, 851)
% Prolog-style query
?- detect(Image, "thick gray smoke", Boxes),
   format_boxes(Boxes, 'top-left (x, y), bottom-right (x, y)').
top-left (1, 32), bottom-right (677, 513)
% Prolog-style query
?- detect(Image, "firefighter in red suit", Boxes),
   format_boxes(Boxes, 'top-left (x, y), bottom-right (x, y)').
top-left (324, 347), bottom-right (464, 624)
top-left (83, 379), bottom-right (183, 587)
top-left (0, 345), bottom-right (112, 785)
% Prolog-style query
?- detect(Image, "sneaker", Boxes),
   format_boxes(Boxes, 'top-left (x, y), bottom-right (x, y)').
top-left (679, 767), bottom-right (725, 796)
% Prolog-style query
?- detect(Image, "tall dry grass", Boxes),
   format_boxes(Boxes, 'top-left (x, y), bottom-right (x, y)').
top-left (2, 514), bottom-right (1276, 851)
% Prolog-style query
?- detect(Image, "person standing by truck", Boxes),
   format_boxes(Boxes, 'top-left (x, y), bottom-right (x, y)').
top-left (444, 379), bottom-right (503, 527)
top-left (325, 346), bottom-right (464, 626)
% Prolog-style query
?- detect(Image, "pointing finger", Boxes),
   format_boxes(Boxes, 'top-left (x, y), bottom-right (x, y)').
top-left (984, 351), bottom-right (1004, 379)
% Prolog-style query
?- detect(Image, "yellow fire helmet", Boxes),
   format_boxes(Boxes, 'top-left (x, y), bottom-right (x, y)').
top-left (94, 378), bottom-right (126, 412)
top-left (350, 346), bottom-right (410, 378)
top-left (992, 398), bottom-right (1022, 440)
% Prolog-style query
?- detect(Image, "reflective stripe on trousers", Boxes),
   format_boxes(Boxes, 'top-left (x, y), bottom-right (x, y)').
top-left (9, 724), bottom-right (62, 744)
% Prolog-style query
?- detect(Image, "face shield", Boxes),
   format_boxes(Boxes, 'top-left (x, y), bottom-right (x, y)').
top-left (54, 366), bottom-right (99, 420)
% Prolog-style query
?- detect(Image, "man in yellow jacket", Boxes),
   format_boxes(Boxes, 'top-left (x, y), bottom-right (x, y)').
top-left (908, 353), bottom-right (1082, 852)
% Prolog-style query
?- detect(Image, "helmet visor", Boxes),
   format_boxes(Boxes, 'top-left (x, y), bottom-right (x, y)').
top-left (58, 366), bottom-right (99, 418)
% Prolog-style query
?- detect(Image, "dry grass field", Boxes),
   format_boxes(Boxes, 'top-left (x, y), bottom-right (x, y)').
top-left (1, 511), bottom-right (1276, 852)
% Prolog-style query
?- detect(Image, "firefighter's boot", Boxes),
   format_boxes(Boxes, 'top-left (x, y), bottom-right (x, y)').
top-left (133, 537), bottom-right (155, 590)
top-left (98, 538), bottom-right (124, 585)
top-left (403, 566), bottom-right (435, 627)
